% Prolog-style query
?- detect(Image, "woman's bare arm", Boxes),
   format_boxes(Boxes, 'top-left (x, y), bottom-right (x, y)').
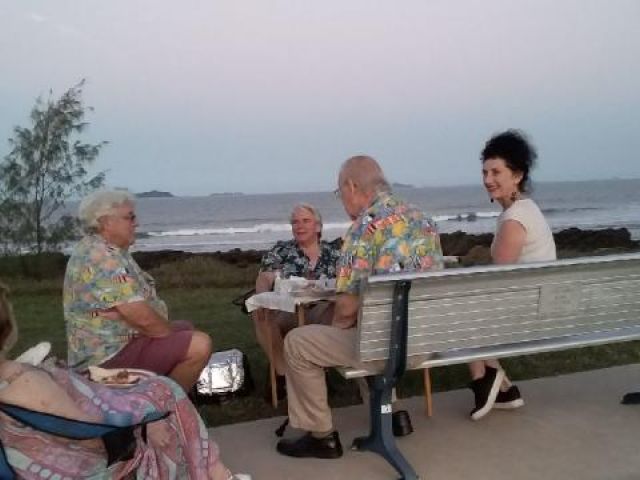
top-left (492, 219), bottom-right (526, 264)
top-left (115, 301), bottom-right (173, 337)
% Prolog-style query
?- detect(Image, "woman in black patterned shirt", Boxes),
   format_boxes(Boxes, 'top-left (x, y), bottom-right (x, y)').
top-left (253, 204), bottom-right (341, 391)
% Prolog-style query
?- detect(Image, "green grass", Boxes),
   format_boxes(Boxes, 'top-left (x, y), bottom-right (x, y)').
top-left (10, 287), bottom-right (67, 359)
top-left (148, 257), bottom-right (259, 289)
top-left (5, 258), bottom-right (640, 427)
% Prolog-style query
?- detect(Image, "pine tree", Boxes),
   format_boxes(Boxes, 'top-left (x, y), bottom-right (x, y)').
top-left (0, 80), bottom-right (106, 266)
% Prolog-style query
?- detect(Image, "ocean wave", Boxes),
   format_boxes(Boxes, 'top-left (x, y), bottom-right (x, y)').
top-left (433, 211), bottom-right (500, 222)
top-left (144, 221), bottom-right (352, 238)
top-left (542, 207), bottom-right (601, 215)
top-left (135, 239), bottom-right (271, 248)
top-left (141, 206), bottom-right (624, 239)
top-left (143, 213), bottom-right (504, 238)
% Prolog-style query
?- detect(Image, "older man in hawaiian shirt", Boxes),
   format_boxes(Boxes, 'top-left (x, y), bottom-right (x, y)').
top-left (276, 155), bottom-right (444, 459)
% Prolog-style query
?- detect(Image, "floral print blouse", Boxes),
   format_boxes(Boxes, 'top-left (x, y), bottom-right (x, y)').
top-left (63, 235), bottom-right (168, 369)
top-left (336, 190), bottom-right (444, 300)
top-left (260, 239), bottom-right (342, 279)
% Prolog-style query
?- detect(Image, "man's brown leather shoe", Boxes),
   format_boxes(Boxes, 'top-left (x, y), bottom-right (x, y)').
top-left (276, 431), bottom-right (343, 459)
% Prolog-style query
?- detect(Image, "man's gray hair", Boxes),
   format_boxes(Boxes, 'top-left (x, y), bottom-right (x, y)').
top-left (79, 190), bottom-right (136, 233)
top-left (340, 155), bottom-right (391, 194)
top-left (290, 203), bottom-right (323, 229)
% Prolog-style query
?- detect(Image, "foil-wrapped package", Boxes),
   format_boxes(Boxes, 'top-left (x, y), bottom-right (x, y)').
top-left (197, 349), bottom-right (246, 395)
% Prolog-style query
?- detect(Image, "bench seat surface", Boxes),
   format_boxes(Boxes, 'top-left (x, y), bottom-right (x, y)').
top-left (342, 254), bottom-right (640, 378)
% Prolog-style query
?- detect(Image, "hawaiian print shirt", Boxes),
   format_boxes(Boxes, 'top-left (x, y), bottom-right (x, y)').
top-left (336, 191), bottom-right (444, 326)
top-left (260, 239), bottom-right (342, 279)
top-left (63, 235), bottom-right (169, 369)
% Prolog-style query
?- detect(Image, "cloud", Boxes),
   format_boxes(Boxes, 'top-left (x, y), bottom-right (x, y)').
top-left (55, 23), bottom-right (82, 37)
top-left (28, 13), bottom-right (46, 23)
top-left (26, 11), bottom-right (81, 38)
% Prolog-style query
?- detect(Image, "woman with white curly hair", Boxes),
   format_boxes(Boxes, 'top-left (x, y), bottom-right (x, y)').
top-left (63, 190), bottom-right (212, 392)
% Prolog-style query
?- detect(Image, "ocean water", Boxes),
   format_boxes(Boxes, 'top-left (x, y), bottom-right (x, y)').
top-left (129, 179), bottom-right (640, 253)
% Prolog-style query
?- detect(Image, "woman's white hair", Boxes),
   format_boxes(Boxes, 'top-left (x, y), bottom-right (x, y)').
top-left (290, 203), bottom-right (323, 239)
top-left (79, 190), bottom-right (136, 233)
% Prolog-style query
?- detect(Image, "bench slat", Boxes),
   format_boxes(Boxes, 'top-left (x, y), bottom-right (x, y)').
top-left (361, 301), bottom-right (640, 339)
top-left (361, 315), bottom-right (640, 361)
top-left (340, 325), bottom-right (640, 379)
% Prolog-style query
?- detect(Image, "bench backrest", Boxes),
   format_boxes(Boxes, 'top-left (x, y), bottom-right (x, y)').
top-left (356, 253), bottom-right (640, 368)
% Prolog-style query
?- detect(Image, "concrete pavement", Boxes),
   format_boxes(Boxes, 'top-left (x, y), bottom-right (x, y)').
top-left (213, 364), bottom-right (640, 480)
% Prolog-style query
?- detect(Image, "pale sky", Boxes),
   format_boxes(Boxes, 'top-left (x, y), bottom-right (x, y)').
top-left (1, 1), bottom-right (639, 195)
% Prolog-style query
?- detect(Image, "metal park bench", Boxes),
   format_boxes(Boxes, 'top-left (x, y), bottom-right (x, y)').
top-left (338, 253), bottom-right (640, 480)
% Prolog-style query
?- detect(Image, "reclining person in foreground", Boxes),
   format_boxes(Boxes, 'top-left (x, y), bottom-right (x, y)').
top-left (0, 281), bottom-right (243, 479)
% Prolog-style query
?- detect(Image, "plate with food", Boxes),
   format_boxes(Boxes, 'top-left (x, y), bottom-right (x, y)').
top-left (88, 366), bottom-right (155, 388)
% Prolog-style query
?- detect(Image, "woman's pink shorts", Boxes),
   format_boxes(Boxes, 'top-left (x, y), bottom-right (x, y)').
top-left (100, 320), bottom-right (194, 375)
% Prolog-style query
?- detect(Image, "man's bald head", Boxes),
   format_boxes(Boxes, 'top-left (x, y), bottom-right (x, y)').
top-left (338, 155), bottom-right (390, 195)
top-left (337, 155), bottom-right (391, 219)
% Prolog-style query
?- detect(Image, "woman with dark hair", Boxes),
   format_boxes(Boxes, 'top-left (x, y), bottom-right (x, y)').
top-left (0, 282), bottom-right (247, 479)
top-left (468, 130), bottom-right (556, 421)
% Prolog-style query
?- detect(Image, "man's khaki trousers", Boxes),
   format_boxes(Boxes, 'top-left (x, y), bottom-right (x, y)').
top-left (284, 324), bottom-right (363, 433)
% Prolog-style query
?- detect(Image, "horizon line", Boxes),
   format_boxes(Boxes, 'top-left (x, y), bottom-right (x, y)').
top-left (128, 176), bottom-right (640, 198)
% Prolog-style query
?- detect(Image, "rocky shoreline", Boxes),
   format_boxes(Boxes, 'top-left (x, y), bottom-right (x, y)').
top-left (132, 227), bottom-right (640, 271)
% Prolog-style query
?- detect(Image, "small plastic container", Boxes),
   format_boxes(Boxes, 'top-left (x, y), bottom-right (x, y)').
top-left (273, 270), bottom-right (283, 293)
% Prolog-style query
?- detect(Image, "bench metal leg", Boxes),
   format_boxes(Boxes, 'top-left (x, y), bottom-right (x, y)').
top-left (352, 376), bottom-right (419, 480)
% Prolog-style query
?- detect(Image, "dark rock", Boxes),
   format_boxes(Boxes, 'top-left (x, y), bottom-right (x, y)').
top-left (131, 248), bottom-right (264, 270)
top-left (460, 245), bottom-right (492, 266)
top-left (3, 228), bottom-right (638, 279)
top-left (554, 227), bottom-right (638, 252)
top-left (132, 250), bottom-right (193, 270)
top-left (126, 227), bottom-right (639, 270)
top-left (440, 231), bottom-right (494, 257)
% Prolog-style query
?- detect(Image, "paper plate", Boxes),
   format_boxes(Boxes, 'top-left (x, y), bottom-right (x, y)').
top-left (88, 366), bottom-right (156, 388)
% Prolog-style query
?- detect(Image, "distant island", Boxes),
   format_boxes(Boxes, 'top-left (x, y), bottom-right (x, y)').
top-left (136, 190), bottom-right (174, 198)
top-left (392, 182), bottom-right (415, 189)
top-left (209, 192), bottom-right (244, 197)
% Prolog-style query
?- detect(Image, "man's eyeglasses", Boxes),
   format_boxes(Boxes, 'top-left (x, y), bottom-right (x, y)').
top-left (115, 214), bottom-right (137, 222)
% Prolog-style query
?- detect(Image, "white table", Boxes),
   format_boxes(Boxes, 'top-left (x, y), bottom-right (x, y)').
top-left (246, 291), bottom-right (334, 326)
top-left (246, 290), bottom-right (335, 407)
